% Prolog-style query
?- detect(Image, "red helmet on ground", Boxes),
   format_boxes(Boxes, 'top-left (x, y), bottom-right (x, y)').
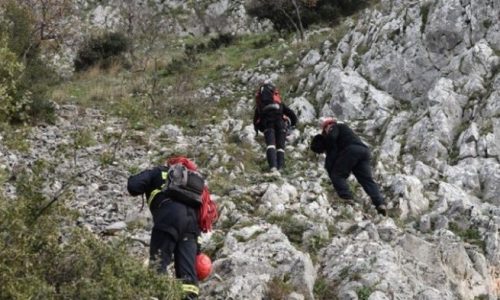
top-left (196, 253), bottom-right (212, 281)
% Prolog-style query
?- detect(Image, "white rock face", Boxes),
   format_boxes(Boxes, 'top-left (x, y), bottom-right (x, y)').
top-left (391, 175), bottom-right (428, 219)
top-left (202, 224), bottom-right (316, 300)
top-left (289, 96), bottom-right (316, 124)
top-left (318, 229), bottom-right (494, 300)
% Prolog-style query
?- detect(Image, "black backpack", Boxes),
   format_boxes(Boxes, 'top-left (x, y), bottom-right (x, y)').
top-left (256, 83), bottom-right (282, 111)
top-left (163, 164), bottom-right (205, 207)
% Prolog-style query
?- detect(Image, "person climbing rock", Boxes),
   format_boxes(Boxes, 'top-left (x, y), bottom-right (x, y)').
top-left (253, 80), bottom-right (298, 172)
top-left (127, 156), bottom-right (218, 300)
top-left (310, 117), bottom-right (387, 216)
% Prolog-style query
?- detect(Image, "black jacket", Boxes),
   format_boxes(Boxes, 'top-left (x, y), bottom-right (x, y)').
top-left (127, 166), bottom-right (166, 203)
top-left (324, 122), bottom-right (367, 171)
top-left (253, 103), bottom-right (298, 132)
top-left (127, 166), bottom-right (200, 236)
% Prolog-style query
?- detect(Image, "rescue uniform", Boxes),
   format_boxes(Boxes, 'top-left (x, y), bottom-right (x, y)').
top-left (127, 166), bottom-right (200, 298)
top-left (323, 122), bottom-right (385, 208)
top-left (253, 103), bottom-right (298, 170)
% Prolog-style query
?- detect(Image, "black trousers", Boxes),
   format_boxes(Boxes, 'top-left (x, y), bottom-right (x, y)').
top-left (149, 201), bottom-right (199, 285)
top-left (264, 119), bottom-right (286, 169)
top-left (328, 145), bottom-right (384, 207)
top-left (150, 229), bottom-right (197, 282)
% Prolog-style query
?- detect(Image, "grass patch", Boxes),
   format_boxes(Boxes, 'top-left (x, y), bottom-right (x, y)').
top-left (50, 18), bottom-right (357, 132)
top-left (203, 231), bottom-right (225, 259)
top-left (356, 42), bottom-right (370, 56)
top-left (314, 277), bottom-right (340, 300)
top-left (449, 222), bottom-right (485, 251)
top-left (357, 286), bottom-right (374, 300)
top-left (71, 128), bottom-right (96, 149)
top-left (267, 213), bottom-right (309, 247)
top-left (420, 3), bottom-right (432, 33)
top-left (266, 276), bottom-right (293, 300)
top-left (0, 124), bottom-right (31, 152)
top-left (224, 142), bottom-right (262, 174)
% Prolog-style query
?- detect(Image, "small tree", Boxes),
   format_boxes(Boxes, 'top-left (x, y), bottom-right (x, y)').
top-left (0, 0), bottom-right (56, 124)
top-left (246, 0), bottom-right (305, 39)
top-left (74, 32), bottom-right (130, 71)
top-left (17, 0), bottom-right (74, 42)
top-left (247, 0), bottom-right (371, 35)
top-left (0, 37), bottom-right (31, 123)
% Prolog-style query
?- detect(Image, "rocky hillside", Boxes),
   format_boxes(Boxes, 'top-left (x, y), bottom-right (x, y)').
top-left (1, 0), bottom-right (499, 299)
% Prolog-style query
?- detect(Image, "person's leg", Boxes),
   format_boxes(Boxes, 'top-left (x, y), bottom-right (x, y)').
top-left (174, 234), bottom-right (199, 299)
top-left (149, 228), bottom-right (176, 273)
top-left (275, 120), bottom-right (286, 170)
top-left (351, 147), bottom-right (385, 209)
top-left (149, 201), bottom-right (188, 273)
top-left (330, 149), bottom-right (360, 199)
top-left (264, 126), bottom-right (277, 170)
top-left (174, 207), bottom-right (200, 300)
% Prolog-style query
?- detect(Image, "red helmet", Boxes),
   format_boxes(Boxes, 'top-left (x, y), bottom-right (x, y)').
top-left (320, 117), bottom-right (336, 132)
top-left (196, 253), bottom-right (212, 281)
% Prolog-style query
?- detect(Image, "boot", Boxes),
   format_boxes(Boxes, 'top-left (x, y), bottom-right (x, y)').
top-left (376, 204), bottom-right (387, 216)
top-left (182, 293), bottom-right (198, 300)
top-left (277, 150), bottom-right (285, 170)
top-left (266, 146), bottom-right (277, 170)
top-left (182, 284), bottom-right (199, 300)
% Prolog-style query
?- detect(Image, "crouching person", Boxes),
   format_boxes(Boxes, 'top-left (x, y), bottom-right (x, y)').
top-left (311, 118), bottom-right (387, 216)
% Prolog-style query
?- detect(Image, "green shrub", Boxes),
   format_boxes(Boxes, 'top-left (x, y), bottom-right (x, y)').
top-left (267, 213), bottom-right (309, 246)
top-left (0, 37), bottom-right (29, 123)
top-left (165, 33), bottom-right (235, 76)
top-left (0, 0), bottom-right (56, 124)
top-left (448, 222), bottom-right (486, 251)
top-left (74, 32), bottom-right (130, 71)
top-left (314, 277), bottom-right (340, 300)
top-left (357, 286), bottom-right (373, 300)
top-left (19, 54), bottom-right (57, 123)
top-left (207, 33), bottom-right (236, 50)
top-left (0, 161), bottom-right (182, 300)
top-left (0, 0), bottom-right (33, 57)
top-left (246, 0), bottom-right (370, 34)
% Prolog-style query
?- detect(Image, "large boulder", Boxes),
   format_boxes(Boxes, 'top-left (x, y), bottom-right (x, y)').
top-left (202, 224), bottom-right (316, 299)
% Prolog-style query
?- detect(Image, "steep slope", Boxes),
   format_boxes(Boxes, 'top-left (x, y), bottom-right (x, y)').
top-left (0, 0), bottom-right (498, 299)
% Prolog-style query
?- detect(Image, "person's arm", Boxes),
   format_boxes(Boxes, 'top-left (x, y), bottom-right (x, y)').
top-left (324, 124), bottom-right (340, 159)
top-left (253, 107), bottom-right (260, 133)
top-left (283, 104), bottom-right (298, 127)
top-left (127, 168), bottom-right (158, 196)
top-left (310, 134), bottom-right (326, 153)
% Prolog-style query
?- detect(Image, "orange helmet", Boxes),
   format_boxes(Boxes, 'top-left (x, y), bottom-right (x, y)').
top-left (196, 253), bottom-right (212, 281)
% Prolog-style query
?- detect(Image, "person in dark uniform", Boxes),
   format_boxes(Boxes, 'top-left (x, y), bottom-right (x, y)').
top-left (310, 117), bottom-right (387, 216)
top-left (253, 80), bottom-right (298, 172)
top-left (127, 156), bottom-right (211, 300)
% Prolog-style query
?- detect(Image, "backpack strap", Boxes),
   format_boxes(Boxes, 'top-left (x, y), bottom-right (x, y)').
top-left (147, 170), bottom-right (169, 207)
top-left (273, 88), bottom-right (281, 103)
